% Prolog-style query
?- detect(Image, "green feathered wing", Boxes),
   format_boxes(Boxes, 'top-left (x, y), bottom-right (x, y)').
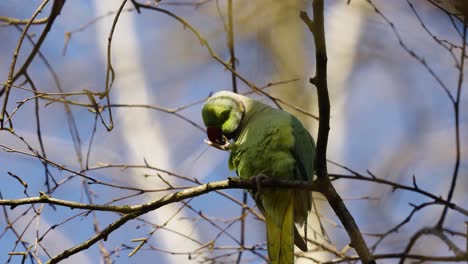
top-left (228, 100), bottom-right (315, 264)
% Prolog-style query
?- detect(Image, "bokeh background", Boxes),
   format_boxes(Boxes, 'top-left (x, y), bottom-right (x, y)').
top-left (0, 0), bottom-right (466, 263)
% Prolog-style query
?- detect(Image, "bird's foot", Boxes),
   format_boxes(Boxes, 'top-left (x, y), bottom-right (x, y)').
top-left (250, 174), bottom-right (269, 194)
top-left (204, 134), bottom-right (231, 151)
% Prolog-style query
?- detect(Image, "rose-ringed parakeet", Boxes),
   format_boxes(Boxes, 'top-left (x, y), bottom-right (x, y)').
top-left (202, 91), bottom-right (316, 264)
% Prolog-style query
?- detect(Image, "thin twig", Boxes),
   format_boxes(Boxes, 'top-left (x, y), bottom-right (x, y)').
top-left (437, 15), bottom-right (466, 227)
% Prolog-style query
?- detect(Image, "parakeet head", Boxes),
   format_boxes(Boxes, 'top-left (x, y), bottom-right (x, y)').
top-left (202, 91), bottom-right (245, 145)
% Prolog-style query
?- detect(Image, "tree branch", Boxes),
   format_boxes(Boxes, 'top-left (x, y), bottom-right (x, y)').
top-left (0, 177), bottom-right (319, 263)
top-left (0, 0), bottom-right (65, 127)
top-left (300, 1), bottom-right (375, 263)
top-left (0, 178), bottom-right (320, 213)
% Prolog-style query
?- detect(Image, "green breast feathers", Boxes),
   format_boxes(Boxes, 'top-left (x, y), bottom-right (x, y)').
top-left (228, 108), bottom-right (297, 180)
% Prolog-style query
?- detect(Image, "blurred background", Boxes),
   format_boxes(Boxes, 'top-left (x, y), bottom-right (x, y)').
top-left (0, 0), bottom-right (466, 263)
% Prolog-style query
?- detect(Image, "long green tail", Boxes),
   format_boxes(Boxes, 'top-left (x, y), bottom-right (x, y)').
top-left (264, 190), bottom-right (294, 264)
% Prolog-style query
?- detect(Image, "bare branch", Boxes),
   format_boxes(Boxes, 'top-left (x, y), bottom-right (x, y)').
top-left (300, 2), bottom-right (375, 263)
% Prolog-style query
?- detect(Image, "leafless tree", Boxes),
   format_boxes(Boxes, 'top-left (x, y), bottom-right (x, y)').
top-left (0, 0), bottom-right (466, 263)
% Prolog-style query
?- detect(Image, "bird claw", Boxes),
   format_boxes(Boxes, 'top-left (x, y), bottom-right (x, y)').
top-left (250, 174), bottom-right (269, 194)
top-left (204, 135), bottom-right (231, 151)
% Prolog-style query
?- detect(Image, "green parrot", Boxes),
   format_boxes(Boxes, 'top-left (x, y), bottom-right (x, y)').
top-left (202, 91), bottom-right (315, 264)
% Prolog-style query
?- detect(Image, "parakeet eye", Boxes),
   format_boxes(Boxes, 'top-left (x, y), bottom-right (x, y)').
top-left (207, 126), bottom-right (225, 145)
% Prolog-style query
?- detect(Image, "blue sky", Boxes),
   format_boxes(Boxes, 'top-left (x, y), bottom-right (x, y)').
top-left (0, 0), bottom-right (466, 263)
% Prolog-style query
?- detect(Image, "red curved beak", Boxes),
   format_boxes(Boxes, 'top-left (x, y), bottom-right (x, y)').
top-left (207, 126), bottom-right (224, 144)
